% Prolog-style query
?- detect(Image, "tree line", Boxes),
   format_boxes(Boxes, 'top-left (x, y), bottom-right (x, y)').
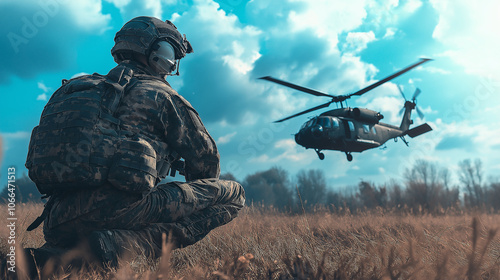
top-left (222, 158), bottom-right (500, 214)
top-left (2, 158), bottom-right (500, 214)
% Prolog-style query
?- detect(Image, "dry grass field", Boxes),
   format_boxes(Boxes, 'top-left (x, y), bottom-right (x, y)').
top-left (2, 203), bottom-right (500, 279)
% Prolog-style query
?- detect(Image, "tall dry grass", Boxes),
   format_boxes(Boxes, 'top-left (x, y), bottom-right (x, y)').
top-left (2, 203), bottom-right (500, 279)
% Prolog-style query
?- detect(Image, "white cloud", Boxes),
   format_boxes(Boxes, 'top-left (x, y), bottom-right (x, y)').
top-left (343, 31), bottom-right (376, 54)
top-left (173, 0), bottom-right (261, 56)
top-left (1, 131), bottom-right (30, 139)
top-left (37, 81), bottom-right (51, 101)
top-left (250, 154), bottom-right (270, 163)
top-left (104, 0), bottom-right (163, 21)
top-left (62, 0), bottom-right (112, 32)
top-left (37, 93), bottom-right (48, 101)
top-left (401, 0), bottom-right (423, 13)
top-left (37, 82), bottom-right (50, 93)
top-left (362, 0), bottom-right (421, 31)
top-left (371, 97), bottom-right (402, 124)
top-left (104, 0), bottom-right (132, 8)
top-left (416, 66), bottom-right (451, 75)
top-left (383, 27), bottom-right (396, 39)
top-left (247, 139), bottom-right (315, 164)
top-left (430, 0), bottom-right (500, 79)
top-left (1, 131), bottom-right (30, 151)
top-left (165, 0), bottom-right (266, 124)
top-left (217, 132), bottom-right (237, 144)
top-left (288, 0), bottom-right (368, 48)
top-left (222, 41), bottom-right (262, 74)
top-left (272, 139), bottom-right (314, 162)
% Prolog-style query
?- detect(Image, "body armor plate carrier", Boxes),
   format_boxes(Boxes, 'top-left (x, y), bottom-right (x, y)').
top-left (25, 65), bottom-right (162, 195)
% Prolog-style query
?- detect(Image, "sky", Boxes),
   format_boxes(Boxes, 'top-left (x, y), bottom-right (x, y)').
top-left (1, 0), bottom-right (500, 191)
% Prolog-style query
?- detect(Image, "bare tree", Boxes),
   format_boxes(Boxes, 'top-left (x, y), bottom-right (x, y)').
top-left (404, 160), bottom-right (455, 212)
top-left (356, 181), bottom-right (387, 209)
top-left (296, 169), bottom-right (327, 209)
top-left (459, 159), bottom-right (484, 208)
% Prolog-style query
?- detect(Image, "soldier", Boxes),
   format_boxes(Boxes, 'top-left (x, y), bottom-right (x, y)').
top-left (23, 16), bottom-right (245, 269)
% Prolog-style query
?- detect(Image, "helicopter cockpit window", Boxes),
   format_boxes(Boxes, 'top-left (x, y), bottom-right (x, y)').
top-left (317, 117), bottom-right (333, 128)
top-left (348, 121), bottom-right (355, 132)
top-left (331, 118), bottom-right (339, 129)
top-left (363, 124), bottom-right (370, 134)
top-left (302, 119), bottom-right (316, 129)
top-left (372, 126), bottom-right (377, 135)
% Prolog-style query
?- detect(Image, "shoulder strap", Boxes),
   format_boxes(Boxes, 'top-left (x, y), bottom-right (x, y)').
top-left (105, 64), bottom-right (134, 113)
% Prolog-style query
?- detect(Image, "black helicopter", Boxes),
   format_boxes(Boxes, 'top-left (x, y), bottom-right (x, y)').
top-left (259, 58), bottom-right (433, 161)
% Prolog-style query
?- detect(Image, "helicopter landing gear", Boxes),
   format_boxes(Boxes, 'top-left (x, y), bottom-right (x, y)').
top-left (315, 149), bottom-right (325, 160)
top-left (345, 152), bottom-right (353, 162)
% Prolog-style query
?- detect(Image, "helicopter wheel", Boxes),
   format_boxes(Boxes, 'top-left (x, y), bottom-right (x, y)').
top-left (316, 150), bottom-right (325, 160)
top-left (346, 152), bottom-right (353, 162)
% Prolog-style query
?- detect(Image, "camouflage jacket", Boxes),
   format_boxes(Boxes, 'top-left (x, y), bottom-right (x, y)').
top-left (44, 61), bottom-right (220, 228)
top-left (114, 61), bottom-right (220, 181)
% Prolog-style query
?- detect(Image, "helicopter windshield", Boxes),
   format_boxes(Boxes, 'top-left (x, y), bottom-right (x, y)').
top-left (317, 117), bottom-right (339, 129)
top-left (301, 118), bottom-right (316, 129)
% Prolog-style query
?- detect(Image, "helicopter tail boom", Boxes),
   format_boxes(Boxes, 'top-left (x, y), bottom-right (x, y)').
top-left (399, 100), bottom-right (415, 131)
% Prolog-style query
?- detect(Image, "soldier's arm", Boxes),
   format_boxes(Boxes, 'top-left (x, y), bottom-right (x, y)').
top-left (162, 93), bottom-right (220, 181)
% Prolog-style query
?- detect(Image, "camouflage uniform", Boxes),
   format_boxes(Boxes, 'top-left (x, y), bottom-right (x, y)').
top-left (40, 61), bottom-right (245, 259)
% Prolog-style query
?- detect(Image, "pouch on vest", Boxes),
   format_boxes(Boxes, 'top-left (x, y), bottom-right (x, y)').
top-left (107, 136), bottom-right (158, 193)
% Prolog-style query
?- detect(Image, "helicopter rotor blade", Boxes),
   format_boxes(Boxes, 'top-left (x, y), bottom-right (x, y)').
top-left (259, 76), bottom-right (335, 98)
top-left (412, 88), bottom-right (421, 101)
top-left (398, 107), bottom-right (405, 116)
top-left (397, 84), bottom-right (407, 100)
top-left (274, 101), bottom-right (333, 123)
top-left (348, 58), bottom-right (432, 98)
top-left (416, 106), bottom-right (425, 119)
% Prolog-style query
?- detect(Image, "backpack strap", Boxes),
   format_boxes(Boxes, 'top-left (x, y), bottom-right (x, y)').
top-left (105, 64), bottom-right (135, 113)
top-left (27, 195), bottom-right (57, 231)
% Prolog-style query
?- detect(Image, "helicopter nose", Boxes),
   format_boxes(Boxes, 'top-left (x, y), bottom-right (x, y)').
top-left (311, 125), bottom-right (323, 138)
top-left (295, 133), bottom-right (301, 144)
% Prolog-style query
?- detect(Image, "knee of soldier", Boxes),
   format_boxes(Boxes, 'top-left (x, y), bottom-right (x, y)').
top-left (219, 179), bottom-right (245, 208)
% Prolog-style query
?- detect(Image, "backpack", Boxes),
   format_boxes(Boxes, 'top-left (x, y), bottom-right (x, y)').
top-left (25, 65), bottom-right (162, 195)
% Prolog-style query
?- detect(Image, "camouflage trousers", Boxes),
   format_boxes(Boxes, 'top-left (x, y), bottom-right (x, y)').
top-left (42, 179), bottom-right (245, 259)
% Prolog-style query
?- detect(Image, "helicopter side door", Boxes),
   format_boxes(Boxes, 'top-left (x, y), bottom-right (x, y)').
top-left (341, 119), bottom-right (356, 140)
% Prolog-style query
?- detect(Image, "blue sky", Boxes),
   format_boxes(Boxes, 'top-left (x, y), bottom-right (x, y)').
top-left (1, 0), bottom-right (500, 190)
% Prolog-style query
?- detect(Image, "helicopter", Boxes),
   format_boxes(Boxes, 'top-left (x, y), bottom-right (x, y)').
top-left (259, 58), bottom-right (433, 162)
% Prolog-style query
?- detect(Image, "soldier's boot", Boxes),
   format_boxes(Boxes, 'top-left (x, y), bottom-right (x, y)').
top-left (89, 230), bottom-right (122, 268)
top-left (17, 245), bottom-right (66, 279)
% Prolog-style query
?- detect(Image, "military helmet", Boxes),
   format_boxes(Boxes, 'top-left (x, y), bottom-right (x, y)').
top-left (111, 16), bottom-right (193, 63)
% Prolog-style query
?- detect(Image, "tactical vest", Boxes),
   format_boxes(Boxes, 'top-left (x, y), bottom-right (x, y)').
top-left (25, 65), bottom-right (166, 195)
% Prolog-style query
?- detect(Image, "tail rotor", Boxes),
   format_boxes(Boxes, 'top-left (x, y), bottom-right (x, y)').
top-left (398, 85), bottom-right (425, 119)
